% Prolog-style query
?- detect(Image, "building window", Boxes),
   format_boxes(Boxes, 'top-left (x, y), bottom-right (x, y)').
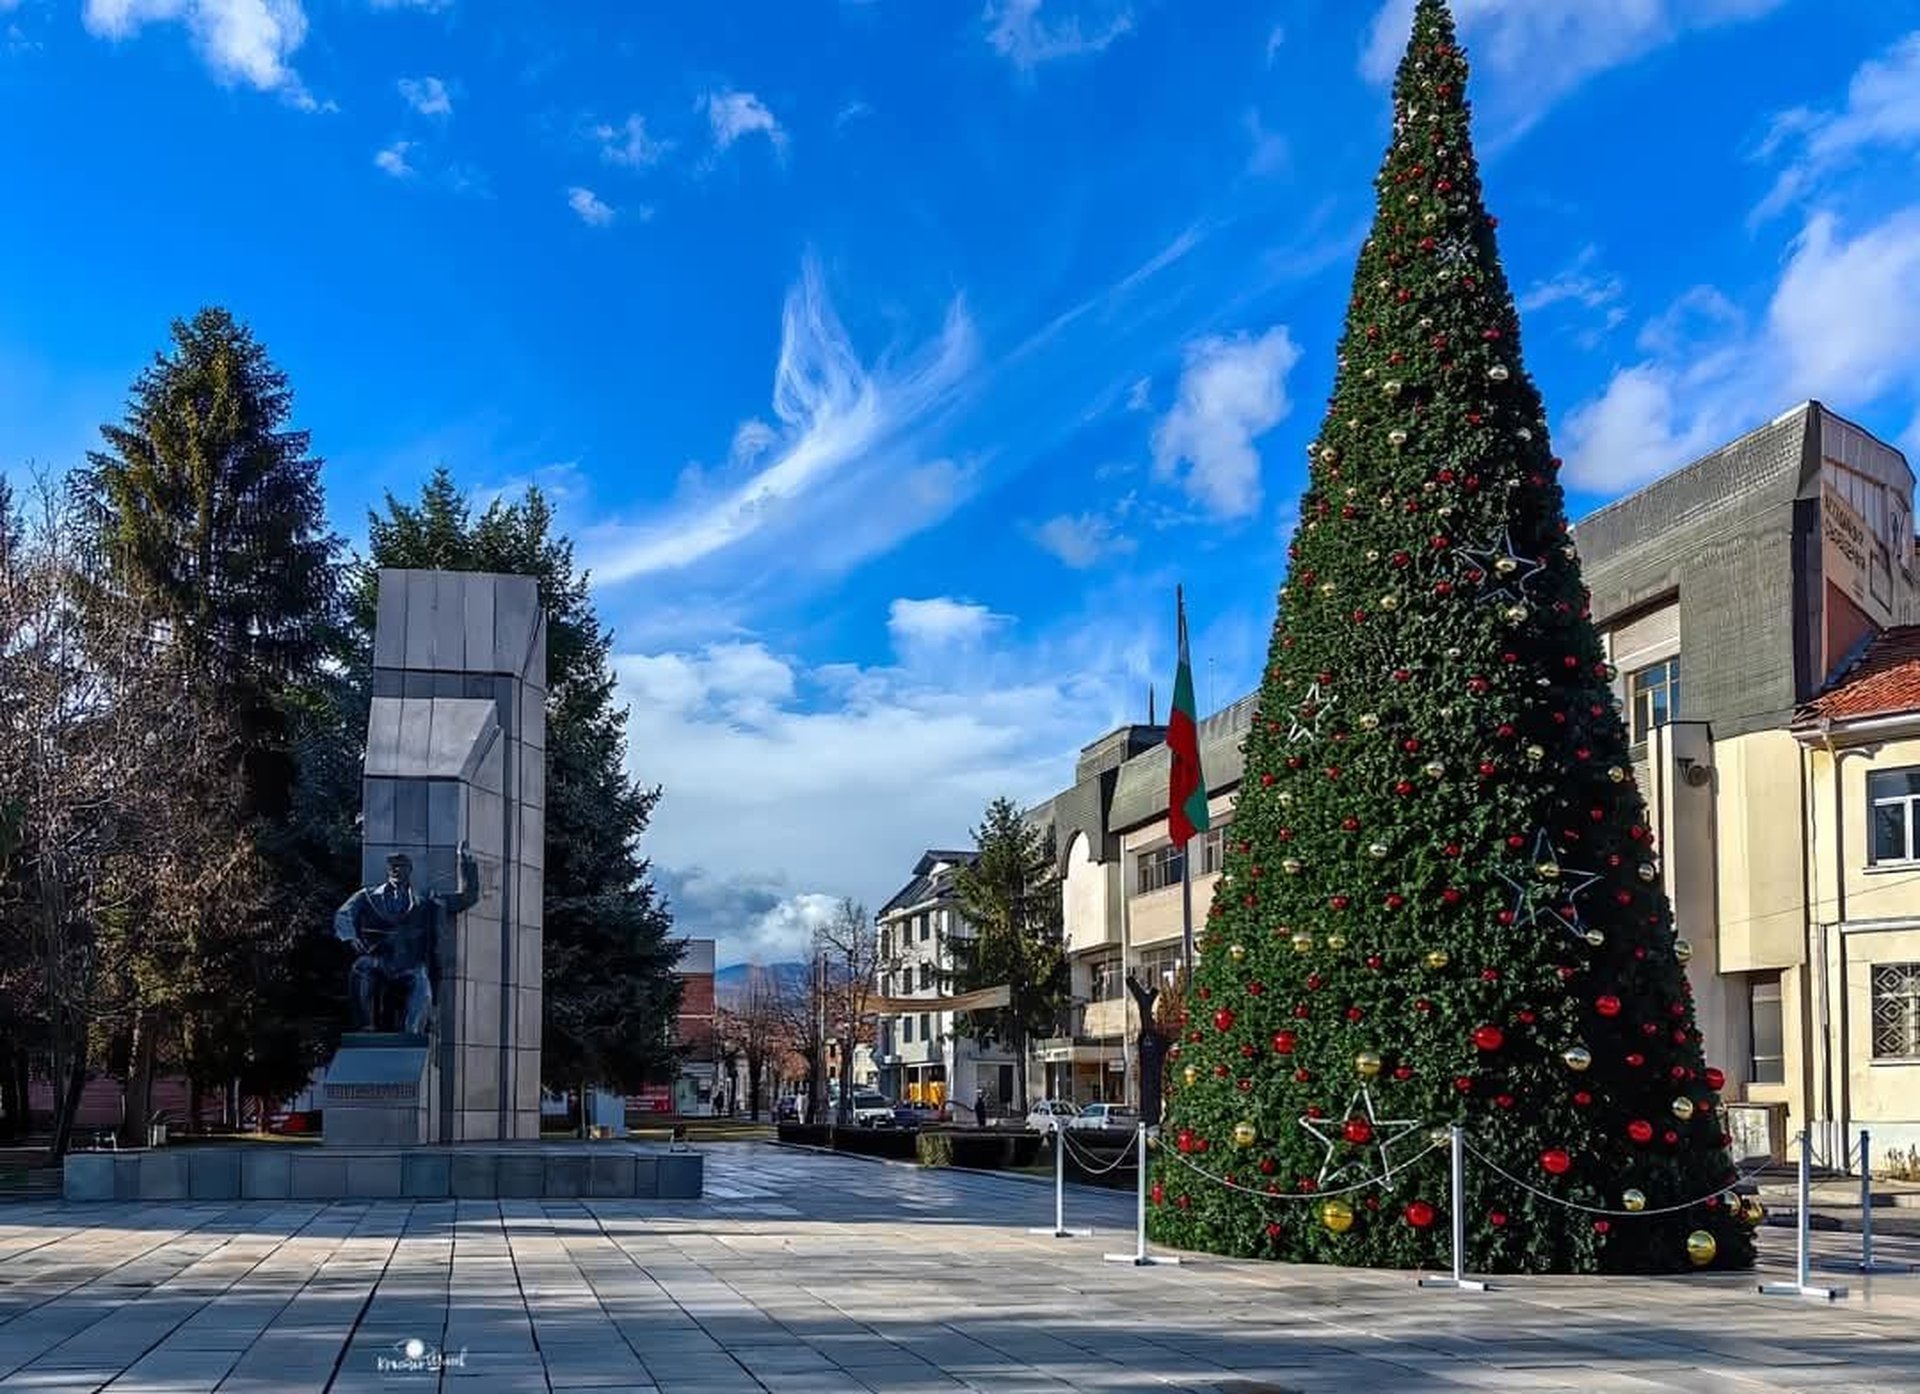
top-left (1137, 945), bottom-right (1184, 990)
top-left (1871, 963), bottom-right (1920, 1060)
top-left (1628, 657), bottom-right (1679, 743)
top-left (919, 1012), bottom-right (932, 1042)
top-left (1869, 768), bottom-right (1920, 865)
top-left (1136, 844), bottom-right (1185, 894)
top-left (1750, 973), bottom-right (1785, 1085)
top-left (1198, 824), bottom-right (1229, 875)
top-left (880, 928), bottom-right (892, 959)
top-left (1090, 957), bottom-right (1123, 1002)
top-left (902, 1015), bottom-right (913, 1044)
top-left (919, 914), bottom-right (930, 942)
top-left (918, 962), bottom-right (932, 992)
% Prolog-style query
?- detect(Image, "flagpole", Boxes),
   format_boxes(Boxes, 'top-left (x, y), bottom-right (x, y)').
top-left (1180, 830), bottom-right (1194, 969)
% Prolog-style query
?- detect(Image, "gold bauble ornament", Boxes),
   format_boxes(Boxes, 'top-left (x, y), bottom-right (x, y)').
top-left (1674, 938), bottom-right (1694, 965)
top-left (1424, 760), bottom-right (1446, 779)
top-left (1622, 1189), bottom-right (1647, 1213)
top-left (1365, 549), bottom-right (1380, 562)
top-left (1233, 1122), bottom-right (1258, 1148)
top-left (1424, 949), bottom-right (1450, 970)
top-left (1685, 1230), bottom-right (1717, 1266)
top-left (1368, 842), bottom-right (1389, 859)
top-left (1282, 857), bottom-right (1303, 875)
top-left (1444, 646), bottom-right (1462, 660)
top-left (1561, 1045), bottom-right (1592, 1072)
top-left (1228, 943), bottom-right (1247, 963)
top-left (1319, 444), bottom-right (1340, 463)
top-left (1319, 582), bottom-right (1336, 595)
top-left (1608, 766), bottom-right (1628, 783)
top-left (1291, 932), bottom-right (1315, 954)
top-left (1637, 863), bottom-right (1658, 883)
top-left (1488, 364), bottom-right (1511, 382)
top-left (1526, 744), bottom-right (1546, 762)
top-left (1355, 1050), bottom-right (1383, 1078)
top-left (1537, 860), bottom-right (1562, 881)
top-left (1279, 791), bottom-right (1294, 806)
top-left (1495, 556), bottom-right (1519, 575)
top-left (1321, 1199), bottom-right (1356, 1233)
top-left (1383, 379), bottom-right (1404, 398)
top-left (1325, 933), bottom-right (1348, 951)
top-left (1739, 1198), bottom-right (1767, 1228)
top-left (1671, 1096), bottom-right (1696, 1122)
top-left (1182, 1065), bottom-right (1199, 1087)
top-left (1388, 429), bottom-right (1409, 448)
top-left (1359, 712), bottom-right (1381, 730)
top-left (1505, 605), bottom-right (1528, 623)
top-left (1583, 928), bottom-right (1606, 948)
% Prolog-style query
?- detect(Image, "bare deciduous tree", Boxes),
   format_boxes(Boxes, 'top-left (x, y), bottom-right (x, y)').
top-left (815, 897), bottom-right (902, 1127)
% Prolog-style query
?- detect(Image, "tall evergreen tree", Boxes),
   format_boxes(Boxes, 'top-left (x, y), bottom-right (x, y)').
top-left (79, 308), bottom-right (342, 1134)
top-left (1150, 0), bottom-right (1753, 1275)
top-left (356, 470), bottom-right (683, 1096)
top-left (949, 798), bottom-right (1067, 1110)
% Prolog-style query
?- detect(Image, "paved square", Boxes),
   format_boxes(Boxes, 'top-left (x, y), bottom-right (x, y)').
top-left (3, 1142), bottom-right (1919, 1392)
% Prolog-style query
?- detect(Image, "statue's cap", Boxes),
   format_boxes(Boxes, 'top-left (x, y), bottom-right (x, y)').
top-left (386, 852), bottom-right (413, 867)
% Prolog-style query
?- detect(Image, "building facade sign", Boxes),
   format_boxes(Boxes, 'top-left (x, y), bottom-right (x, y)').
top-left (1822, 481), bottom-right (1893, 626)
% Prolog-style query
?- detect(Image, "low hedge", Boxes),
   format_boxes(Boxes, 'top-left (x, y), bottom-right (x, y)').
top-left (775, 1123), bottom-right (919, 1160)
top-left (916, 1129), bottom-right (1043, 1170)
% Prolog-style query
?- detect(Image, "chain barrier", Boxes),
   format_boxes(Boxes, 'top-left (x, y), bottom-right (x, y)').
top-left (1462, 1138), bottom-right (1778, 1218)
top-left (1154, 1131), bottom-right (1448, 1200)
top-left (1056, 1126), bottom-right (1140, 1177)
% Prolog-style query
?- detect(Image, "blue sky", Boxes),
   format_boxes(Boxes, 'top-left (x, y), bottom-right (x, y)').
top-left (5, 0), bottom-right (1920, 965)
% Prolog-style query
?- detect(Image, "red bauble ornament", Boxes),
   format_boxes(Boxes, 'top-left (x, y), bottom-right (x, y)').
top-left (1595, 995), bottom-right (1622, 1018)
top-left (1393, 1065), bottom-right (1413, 1081)
top-left (1494, 1093), bottom-right (1515, 1110)
top-left (1404, 1201), bottom-right (1436, 1229)
top-left (1489, 1210), bottom-right (1508, 1228)
top-left (1330, 895), bottom-right (1351, 911)
top-left (1705, 1067), bottom-right (1726, 1091)
top-left (1247, 981), bottom-right (1265, 997)
top-left (1472, 1024), bottom-right (1505, 1052)
top-left (1571, 1090), bottom-right (1593, 1107)
top-left (1345, 1005), bottom-right (1365, 1022)
top-left (1266, 1221), bottom-right (1283, 1239)
top-left (1627, 1119), bottom-right (1653, 1144)
top-left (1453, 1076), bottom-right (1473, 1093)
top-left (1540, 1149), bottom-right (1572, 1176)
top-left (1259, 1157), bottom-right (1277, 1175)
top-left (1261, 773), bottom-right (1275, 787)
top-left (1625, 1052), bottom-right (1645, 1068)
top-left (1663, 1130), bottom-right (1679, 1145)
top-left (1343, 1119), bottom-right (1374, 1146)
top-left (1593, 1220), bottom-right (1611, 1235)
top-left (1367, 954), bottom-right (1384, 969)
top-left (1176, 1130), bottom-right (1195, 1154)
top-left (1293, 1068), bottom-right (1312, 1083)
top-left (1213, 1008), bottom-right (1236, 1032)
top-left (1150, 1182), bottom-right (1165, 1205)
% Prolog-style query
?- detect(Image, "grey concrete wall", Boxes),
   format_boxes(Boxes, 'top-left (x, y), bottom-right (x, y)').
top-left (364, 570), bottom-right (548, 1144)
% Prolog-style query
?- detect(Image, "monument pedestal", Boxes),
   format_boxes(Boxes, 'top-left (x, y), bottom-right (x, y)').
top-left (323, 1033), bottom-right (433, 1147)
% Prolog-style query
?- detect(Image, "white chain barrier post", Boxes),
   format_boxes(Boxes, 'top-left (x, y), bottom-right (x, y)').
top-left (1761, 1131), bottom-right (1848, 1301)
top-left (1105, 1122), bottom-right (1179, 1267)
top-left (1818, 1127), bottom-right (1914, 1276)
top-left (1418, 1125), bottom-right (1490, 1292)
top-left (1027, 1119), bottom-right (1092, 1239)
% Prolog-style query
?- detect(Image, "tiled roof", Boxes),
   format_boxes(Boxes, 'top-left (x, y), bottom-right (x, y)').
top-left (1797, 625), bottom-right (1920, 723)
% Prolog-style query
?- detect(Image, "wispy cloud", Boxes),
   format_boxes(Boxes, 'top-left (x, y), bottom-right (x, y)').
top-left (1264, 23), bottom-right (1285, 65)
top-left (1150, 326), bottom-right (1302, 520)
top-left (984, 0), bottom-right (1133, 71)
top-left (1751, 30), bottom-right (1920, 222)
top-left (595, 113), bottom-right (669, 168)
top-left (887, 597), bottom-right (1010, 656)
top-left (1027, 511), bottom-right (1136, 569)
top-left (368, 0), bottom-right (452, 9)
top-left (703, 89), bottom-right (787, 154)
top-left (583, 256), bottom-right (976, 585)
top-left (567, 186), bottom-right (616, 227)
top-left (1519, 244), bottom-right (1627, 346)
top-left (1360, 0), bottom-right (1786, 144)
top-left (398, 74), bottom-right (451, 116)
top-left (1244, 109), bottom-right (1288, 177)
top-left (1563, 207), bottom-right (1920, 495)
top-left (82, 0), bottom-right (328, 110)
top-left (373, 140), bottom-right (415, 178)
top-left (835, 100), bottom-right (872, 131)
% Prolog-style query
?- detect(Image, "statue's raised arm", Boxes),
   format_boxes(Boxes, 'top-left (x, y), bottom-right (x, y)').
top-left (438, 838), bottom-right (481, 915)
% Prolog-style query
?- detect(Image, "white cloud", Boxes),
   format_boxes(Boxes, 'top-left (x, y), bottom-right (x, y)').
top-left (704, 89), bottom-right (786, 154)
top-left (567, 186), bottom-right (616, 227)
top-left (1028, 511), bottom-right (1135, 569)
top-left (1563, 206), bottom-right (1920, 495)
top-left (398, 75), bottom-right (451, 116)
top-left (1753, 31), bottom-right (1920, 222)
top-left (616, 587), bottom-right (1185, 968)
top-left (985, 0), bottom-right (1132, 70)
top-left (595, 113), bottom-right (668, 168)
top-left (1519, 244), bottom-right (1628, 345)
top-left (835, 100), bottom-right (872, 130)
top-left (1150, 325), bottom-right (1301, 520)
top-left (368, 0), bottom-right (451, 10)
top-left (1124, 377), bottom-right (1151, 412)
top-left (1264, 23), bottom-right (1285, 65)
top-left (83, 0), bottom-right (322, 107)
top-left (1244, 109), bottom-right (1288, 177)
top-left (583, 255), bottom-right (977, 584)
top-left (373, 140), bottom-right (415, 177)
top-left (1360, 0), bottom-right (1785, 141)
top-left (886, 597), bottom-right (1008, 655)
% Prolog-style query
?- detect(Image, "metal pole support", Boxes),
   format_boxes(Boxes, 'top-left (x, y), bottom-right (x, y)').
top-left (1028, 1122), bottom-right (1092, 1238)
top-left (1818, 1127), bottom-right (1914, 1275)
top-left (1419, 1126), bottom-right (1490, 1292)
top-left (1105, 1123), bottom-right (1179, 1266)
top-left (1761, 1131), bottom-right (1848, 1300)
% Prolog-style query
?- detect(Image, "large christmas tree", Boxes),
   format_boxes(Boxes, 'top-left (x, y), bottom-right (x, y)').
top-left (1147, 0), bottom-right (1755, 1276)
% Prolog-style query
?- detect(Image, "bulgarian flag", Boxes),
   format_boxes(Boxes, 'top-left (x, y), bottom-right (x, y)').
top-left (1167, 585), bottom-right (1210, 847)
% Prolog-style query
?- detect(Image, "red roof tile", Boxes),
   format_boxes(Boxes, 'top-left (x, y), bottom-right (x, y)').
top-left (1799, 625), bottom-right (1920, 723)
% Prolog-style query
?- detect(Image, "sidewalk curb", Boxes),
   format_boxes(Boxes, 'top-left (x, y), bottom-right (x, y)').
top-left (761, 1139), bottom-right (1096, 1190)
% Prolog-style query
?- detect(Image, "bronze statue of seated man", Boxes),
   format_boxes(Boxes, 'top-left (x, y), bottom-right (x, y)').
top-left (333, 842), bottom-right (479, 1035)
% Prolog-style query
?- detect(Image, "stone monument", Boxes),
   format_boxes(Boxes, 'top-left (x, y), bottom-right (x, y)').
top-left (323, 568), bottom-right (548, 1145)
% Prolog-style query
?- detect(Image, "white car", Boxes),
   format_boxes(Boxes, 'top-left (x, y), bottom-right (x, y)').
top-left (1025, 1099), bottom-right (1081, 1132)
top-left (1068, 1103), bottom-right (1139, 1132)
top-left (847, 1091), bottom-right (896, 1127)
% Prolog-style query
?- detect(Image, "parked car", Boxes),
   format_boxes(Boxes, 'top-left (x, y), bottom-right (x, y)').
top-left (774, 1096), bottom-right (803, 1122)
top-left (1025, 1099), bottom-right (1081, 1132)
top-left (1068, 1103), bottom-right (1138, 1132)
top-left (892, 1100), bottom-right (947, 1128)
top-left (848, 1091), bottom-right (896, 1127)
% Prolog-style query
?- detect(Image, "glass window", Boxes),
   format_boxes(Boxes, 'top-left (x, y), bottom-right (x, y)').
top-left (1198, 824), bottom-right (1229, 875)
top-left (1090, 957), bottom-right (1123, 1001)
top-left (1871, 963), bottom-right (1920, 1059)
top-left (1629, 658), bottom-right (1680, 743)
top-left (919, 914), bottom-right (930, 942)
top-left (1869, 768), bottom-right (1920, 865)
top-left (902, 1015), bottom-right (913, 1044)
top-left (1750, 973), bottom-right (1784, 1085)
top-left (1135, 844), bottom-right (1185, 894)
top-left (1136, 945), bottom-right (1184, 990)
top-left (919, 1012), bottom-right (931, 1041)
top-left (918, 962), bottom-right (932, 992)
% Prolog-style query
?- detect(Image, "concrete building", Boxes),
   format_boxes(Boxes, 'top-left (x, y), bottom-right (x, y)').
top-left (1576, 400), bottom-right (1918, 1164)
top-left (671, 939), bottom-right (718, 1115)
top-left (873, 851), bottom-right (1017, 1112)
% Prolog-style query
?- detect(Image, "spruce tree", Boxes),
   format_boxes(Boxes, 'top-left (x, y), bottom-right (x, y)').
top-left (1149, 0), bottom-right (1754, 1275)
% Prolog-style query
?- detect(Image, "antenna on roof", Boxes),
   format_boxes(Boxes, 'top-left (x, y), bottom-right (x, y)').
top-left (1148, 683), bottom-right (1156, 725)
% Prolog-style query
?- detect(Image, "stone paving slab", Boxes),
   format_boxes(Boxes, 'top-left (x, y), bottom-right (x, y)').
top-left (3, 1143), bottom-right (1920, 1391)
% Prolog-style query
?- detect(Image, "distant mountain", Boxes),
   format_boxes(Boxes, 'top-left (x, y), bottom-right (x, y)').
top-left (714, 960), bottom-right (809, 1003)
